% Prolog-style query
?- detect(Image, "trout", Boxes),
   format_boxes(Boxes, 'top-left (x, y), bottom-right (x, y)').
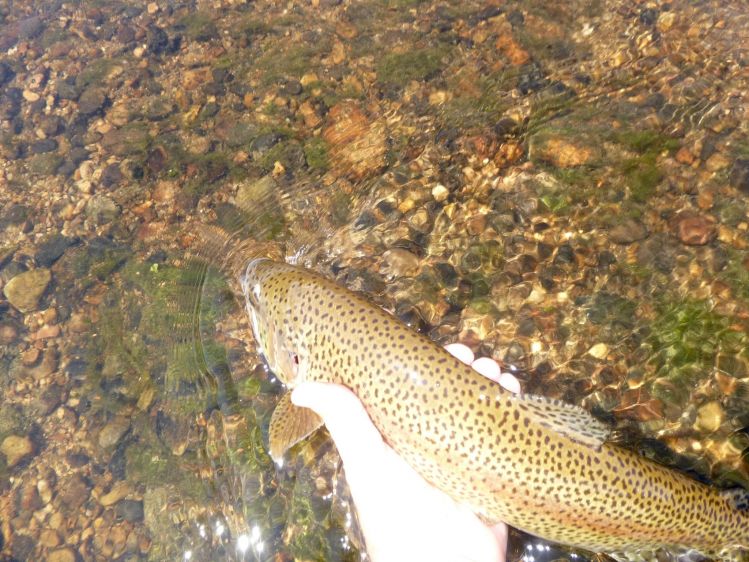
top-left (240, 258), bottom-right (749, 560)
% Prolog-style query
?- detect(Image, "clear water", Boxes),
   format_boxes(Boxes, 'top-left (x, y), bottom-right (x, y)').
top-left (1, 1), bottom-right (748, 560)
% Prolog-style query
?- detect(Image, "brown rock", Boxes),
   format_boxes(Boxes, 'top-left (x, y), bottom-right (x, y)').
top-left (60, 474), bottom-right (91, 511)
top-left (1, 435), bottom-right (35, 467)
top-left (672, 212), bottom-right (716, 245)
top-left (495, 34), bottom-right (530, 66)
top-left (609, 219), bottom-right (648, 244)
top-left (48, 547), bottom-right (76, 562)
top-left (39, 529), bottom-right (61, 548)
top-left (182, 67), bottom-right (212, 90)
top-left (381, 249), bottom-right (420, 278)
top-left (530, 136), bottom-right (596, 168)
top-left (322, 102), bottom-right (387, 180)
top-left (4, 268), bottom-right (51, 313)
top-left (675, 146), bottom-right (695, 165)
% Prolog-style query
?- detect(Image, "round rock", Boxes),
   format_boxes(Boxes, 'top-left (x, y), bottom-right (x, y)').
top-left (1, 435), bottom-right (35, 467)
top-left (3, 268), bottom-right (51, 313)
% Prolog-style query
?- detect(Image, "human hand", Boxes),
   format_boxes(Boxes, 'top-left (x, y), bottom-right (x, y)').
top-left (291, 343), bottom-right (519, 562)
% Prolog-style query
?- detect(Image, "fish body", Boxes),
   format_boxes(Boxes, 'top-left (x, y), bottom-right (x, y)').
top-left (241, 258), bottom-right (749, 560)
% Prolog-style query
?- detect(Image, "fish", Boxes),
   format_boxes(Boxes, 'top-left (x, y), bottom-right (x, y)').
top-left (240, 258), bottom-right (749, 561)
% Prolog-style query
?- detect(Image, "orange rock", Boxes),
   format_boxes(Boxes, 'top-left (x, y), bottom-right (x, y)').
top-left (495, 34), bottom-right (530, 66)
top-left (672, 211), bottom-right (716, 245)
top-left (675, 146), bottom-right (695, 165)
top-left (322, 102), bottom-right (386, 180)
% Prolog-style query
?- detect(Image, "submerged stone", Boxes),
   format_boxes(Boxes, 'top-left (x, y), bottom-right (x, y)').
top-left (4, 268), bottom-right (51, 313)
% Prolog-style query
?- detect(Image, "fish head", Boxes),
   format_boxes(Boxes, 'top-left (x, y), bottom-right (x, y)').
top-left (241, 258), bottom-right (302, 386)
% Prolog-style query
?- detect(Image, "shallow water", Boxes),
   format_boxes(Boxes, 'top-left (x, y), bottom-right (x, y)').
top-left (1, 0), bottom-right (748, 560)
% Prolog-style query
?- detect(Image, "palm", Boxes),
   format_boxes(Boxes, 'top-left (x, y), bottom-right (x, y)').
top-left (291, 344), bottom-right (510, 562)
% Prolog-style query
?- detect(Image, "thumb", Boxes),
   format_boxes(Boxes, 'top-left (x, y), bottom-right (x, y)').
top-left (291, 382), bottom-right (384, 458)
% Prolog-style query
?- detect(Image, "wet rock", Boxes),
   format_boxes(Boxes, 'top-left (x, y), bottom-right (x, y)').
top-left (17, 478), bottom-right (42, 511)
top-left (60, 473), bottom-right (91, 511)
top-left (116, 499), bottom-right (144, 522)
top-left (0, 61), bottom-right (14, 87)
top-left (10, 535), bottom-right (35, 561)
top-left (381, 248), bottom-right (420, 278)
top-left (116, 25), bottom-right (136, 44)
top-left (0, 404), bottom-right (23, 438)
top-left (39, 529), bottom-right (61, 548)
top-left (29, 153), bottom-right (64, 175)
top-left (0, 87), bottom-right (22, 119)
top-left (99, 415), bottom-right (130, 448)
top-left (30, 138), bottom-right (58, 154)
top-left (31, 384), bottom-right (64, 417)
top-left (1, 435), bottom-right (34, 467)
top-left (322, 102), bottom-right (387, 180)
top-left (609, 219), bottom-right (648, 244)
top-left (86, 194), bottom-right (121, 224)
top-left (18, 16), bottom-right (45, 40)
top-left (48, 547), bottom-right (77, 562)
top-left (40, 115), bottom-right (65, 137)
top-left (101, 163), bottom-right (123, 188)
top-left (4, 268), bottom-right (51, 313)
top-left (279, 78), bottom-right (303, 96)
top-left (100, 481), bottom-right (130, 506)
top-left (730, 159), bottom-right (749, 194)
top-left (529, 133), bottom-right (598, 167)
top-left (672, 212), bottom-right (715, 246)
top-left (78, 87), bottom-right (107, 115)
top-left (35, 234), bottom-right (77, 267)
top-left (56, 77), bottom-right (80, 100)
top-left (0, 321), bottom-right (19, 345)
top-left (695, 401), bottom-right (724, 433)
top-left (101, 125), bottom-right (149, 156)
top-left (146, 24), bottom-right (170, 54)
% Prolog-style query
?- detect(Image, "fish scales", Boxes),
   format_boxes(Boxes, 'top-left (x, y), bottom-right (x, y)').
top-left (242, 259), bottom-right (749, 560)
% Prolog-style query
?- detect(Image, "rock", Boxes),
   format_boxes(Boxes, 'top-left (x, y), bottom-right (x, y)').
top-left (101, 163), bottom-right (124, 188)
top-left (587, 343), bottom-right (609, 359)
top-left (35, 234), bottom-right (77, 267)
top-left (730, 159), bottom-right (749, 194)
top-left (381, 248), bottom-right (420, 278)
top-left (322, 102), bottom-right (387, 180)
top-left (672, 212), bottom-right (715, 246)
top-left (529, 133), bottom-right (598, 167)
top-left (0, 320), bottom-right (19, 344)
top-left (0, 435), bottom-right (34, 467)
top-left (99, 415), bottom-right (130, 448)
top-left (31, 384), bottom-right (64, 416)
top-left (609, 219), bottom-right (648, 244)
top-left (60, 474), bottom-right (91, 511)
top-left (431, 183), bottom-right (449, 202)
top-left (0, 61), bottom-right (14, 87)
top-left (48, 547), bottom-right (76, 562)
top-left (695, 401), bottom-right (724, 433)
top-left (39, 529), bottom-right (61, 548)
top-left (78, 87), bottom-right (107, 115)
top-left (100, 481), bottom-right (131, 506)
top-left (116, 499), bottom-right (144, 522)
top-left (86, 194), bottom-right (121, 224)
top-left (30, 138), bottom-right (58, 154)
top-left (4, 268), bottom-right (51, 313)
top-left (18, 16), bottom-right (44, 40)
top-left (101, 125), bottom-right (149, 156)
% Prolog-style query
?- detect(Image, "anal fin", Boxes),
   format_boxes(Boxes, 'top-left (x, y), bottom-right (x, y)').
top-left (269, 392), bottom-right (324, 463)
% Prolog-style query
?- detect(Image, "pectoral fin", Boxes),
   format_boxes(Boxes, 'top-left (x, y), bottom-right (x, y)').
top-left (268, 392), bottom-right (324, 463)
top-left (516, 394), bottom-right (611, 450)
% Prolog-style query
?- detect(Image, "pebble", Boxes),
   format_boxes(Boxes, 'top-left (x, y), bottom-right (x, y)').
top-left (99, 415), bottom-right (131, 448)
top-left (609, 219), bottom-right (648, 244)
top-left (47, 547), bottom-right (76, 562)
top-left (39, 529), bottom-right (61, 548)
top-left (3, 268), bottom-right (51, 313)
top-left (695, 401), bottom-right (724, 433)
top-left (78, 87), bottom-right (108, 115)
top-left (587, 343), bottom-right (609, 359)
top-left (730, 159), bottom-right (749, 194)
top-left (381, 248), bottom-right (420, 278)
top-left (432, 184), bottom-right (449, 202)
top-left (0, 435), bottom-right (35, 467)
top-left (673, 212), bottom-right (715, 245)
top-left (116, 499), bottom-right (144, 522)
top-left (60, 474), bottom-right (91, 511)
top-left (0, 322), bottom-right (18, 344)
top-left (100, 481), bottom-right (131, 506)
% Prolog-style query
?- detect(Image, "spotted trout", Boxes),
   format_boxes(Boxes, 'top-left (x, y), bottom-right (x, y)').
top-left (240, 258), bottom-right (749, 560)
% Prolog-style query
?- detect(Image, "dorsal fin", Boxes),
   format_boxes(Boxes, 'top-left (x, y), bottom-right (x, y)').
top-left (515, 394), bottom-right (611, 450)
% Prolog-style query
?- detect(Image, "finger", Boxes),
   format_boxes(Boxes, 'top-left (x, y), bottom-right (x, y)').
top-left (471, 357), bottom-right (501, 382)
top-left (445, 342), bottom-right (474, 364)
top-left (498, 372), bottom-right (521, 394)
top-left (291, 382), bottom-right (385, 458)
top-left (490, 523), bottom-right (509, 559)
